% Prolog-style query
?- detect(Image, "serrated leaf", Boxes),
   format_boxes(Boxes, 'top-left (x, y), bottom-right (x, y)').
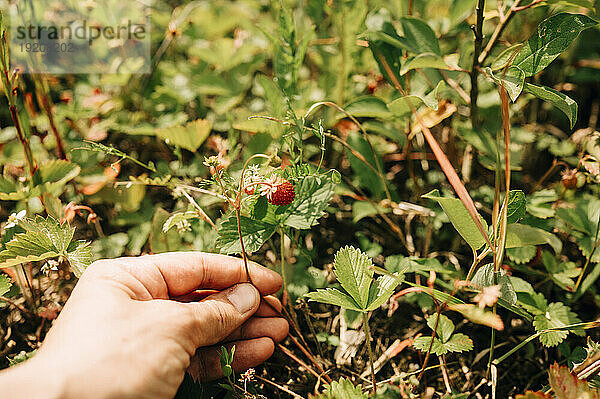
top-left (426, 314), bottom-right (455, 342)
top-left (216, 215), bottom-right (276, 255)
top-left (65, 241), bottom-right (92, 278)
top-left (507, 245), bottom-right (537, 264)
top-left (548, 362), bottom-right (600, 399)
top-left (155, 119), bottom-right (212, 152)
top-left (162, 211), bottom-right (203, 233)
top-left (414, 336), bottom-right (448, 355)
top-left (305, 288), bottom-right (362, 312)
top-left (513, 13), bottom-right (598, 77)
top-left (444, 333), bottom-right (474, 353)
top-left (534, 302), bottom-right (582, 347)
top-left (366, 274), bottom-right (401, 311)
top-left (399, 17), bottom-right (441, 56)
top-left (333, 246), bottom-right (374, 309)
top-left (423, 189), bottom-right (488, 251)
top-left (527, 189), bottom-right (558, 219)
top-left (280, 175), bottom-right (335, 229)
top-left (506, 224), bottom-right (562, 254)
top-left (388, 81), bottom-right (445, 116)
top-left (472, 263), bottom-right (518, 305)
top-left (507, 190), bottom-right (527, 223)
top-left (0, 217), bottom-right (91, 276)
top-left (315, 378), bottom-right (368, 399)
top-left (34, 160), bottom-right (80, 189)
top-left (0, 274), bottom-right (12, 296)
top-left (523, 82), bottom-right (578, 129)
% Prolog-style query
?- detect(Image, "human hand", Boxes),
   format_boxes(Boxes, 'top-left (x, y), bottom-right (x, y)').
top-left (0, 252), bottom-right (288, 399)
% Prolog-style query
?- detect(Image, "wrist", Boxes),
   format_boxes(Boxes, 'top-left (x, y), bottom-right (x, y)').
top-left (0, 352), bottom-right (68, 399)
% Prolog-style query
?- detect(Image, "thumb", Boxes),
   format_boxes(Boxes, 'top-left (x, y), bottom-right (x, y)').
top-left (188, 283), bottom-right (260, 347)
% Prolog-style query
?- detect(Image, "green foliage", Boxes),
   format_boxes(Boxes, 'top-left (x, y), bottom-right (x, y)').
top-left (306, 246), bottom-right (400, 312)
top-left (513, 13), bottom-right (598, 77)
top-left (413, 314), bottom-right (474, 355)
top-left (315, 378), bottom-right (368, 399)
top-left (0, 274), bottom-right (11, 296)
top-left (154, 119), bottom-right (212, 152)
top-left (423, 189), bottom-right (488, 251)
top-left (0, 216), bottom-right (91, 277)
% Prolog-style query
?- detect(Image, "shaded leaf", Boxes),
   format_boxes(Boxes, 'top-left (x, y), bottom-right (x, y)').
top-left (507, 190), bottom-right (527, 223)
top-left (216, 215), bottom-right (276, 255)
top-left (155, 119), bottom-right (212, 152)
top-left (343, 97), bottom-right (392, 119)
top-left (0, 274), bottom-right (12, 296)
top-left (388, 81), bottom-right (445, 116)
top-left (162, 211), bottom-right (203, 233)
top-left (523, 82), bottom-right (578, 129)
top-left (400, 53), bottom-right (451, 75)
top-left (513, 13), bottom-right (598, 77)
top-left (486, 66), bottom-right (525, 102)
top-left (534, 302), bottom-right (583, 347)
top-left (506, 224), bottom-right (562, 254)
top-left (399, 17), bottom-right (441, 55)
top-left (305, 288), bottom-right (362, 312)
top-left (423, 189), bottom-right (488, 251)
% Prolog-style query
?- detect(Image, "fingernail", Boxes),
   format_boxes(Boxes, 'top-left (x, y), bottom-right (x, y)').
top-left (227, 283), bottom-right (258, 314)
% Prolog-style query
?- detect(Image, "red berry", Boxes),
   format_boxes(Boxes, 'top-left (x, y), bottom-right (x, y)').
top-left (268, 180), bottom-right (295, 206)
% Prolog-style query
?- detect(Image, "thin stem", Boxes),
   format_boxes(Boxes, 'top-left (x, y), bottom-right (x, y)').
top-left (279, 226), bottom-right (288, 304)
top-left (487, 304), bottom-right (497, 377)
top-left (575, 220), bottom-right (600, 291)
top-left (179, 189), bottom-right (217, 230)
top-left (235, 208), bottom-right (254, 286)
top-left (439, 354), bottom-right (452, 393)
top-left (470, 0), bottom-right (486, 128)
top-left (478, 0), bottom-right (523, 65)
top-left (362, 312), bottom-right (377, 394)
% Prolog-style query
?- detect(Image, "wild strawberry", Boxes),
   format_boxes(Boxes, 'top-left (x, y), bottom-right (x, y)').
top-left (267, 179), bottom-right (295, 206)
top-left (561, 169), bottom-right (579, 189)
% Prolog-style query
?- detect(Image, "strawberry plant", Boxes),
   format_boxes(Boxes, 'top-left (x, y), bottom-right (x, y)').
top-left (1, 0), bottom-right (600, 397)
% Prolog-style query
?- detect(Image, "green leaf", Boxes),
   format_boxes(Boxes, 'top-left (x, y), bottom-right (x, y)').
top-left (444, 333), bottom-right (474, 353)
top-left (34, 160), bottom-right (80, 189)
top-left (507, 245), bottom-right (537, 264)
top-left (413, 336), bottom-right (447, 355)
top-left (399, 17), bottom-right (441, 55)
top-left (448, 304), bottom-right (504, 330)
top-left (343, 97), bottom-right (392, 119)
top-left (423, 189), bottom-right (488, 251)
top-left (426, 313), bottom-right (455, 342)
top-left (548, 363), bottom-right (600, 399)
top-left (534, 302), bottom-right (583, 347)
top-left (150, 208), bottom-right (184, 254)
top-left (506, 190), bottom-right (527, 223)
top-left (472, 263), bottom-right (518, 306)
top-left (333, 246), bottom-right (374, 309)
top-left (305, 288), bottom-right (362, 311)
top-left (0, 217), bottom-right (91, 276)
top-left (155, 119), bottom-right (212, 152)
top-left (352, 201), bottom-right (390, 223)
top-left (450, 0), bottom-right (475, 26)
top-left (162, 211), bottom-right (203, 233)
top-left (0, 274), bottom-right (12, 296)
top-left (366, 274), bottom-right (401, 311)
top-left (513, 13), bottom-right (598, 77)
top-left (400, 53), bottom-right (451, 75)
top-left (486, 66), bottom-right (525, 102)
top-left (365, 11), bottom-right (405, 87)
top-left (523, 82), bottom-right (578, 129)
top-left (506, 224), bottom-right (562, 254)
top-left (65, 241), bottom-right (92, 278)
top-left (388, 81), bottom-right (445, 116)
top-left (280, 175), bottom-right (336, 229)
top-left (527, 189), bottom-right (558, 219)
top-left (315, 378), bottom-right (368, 399)
top-left (491, 43), bottom-right (525, 71)
top-left (216, 214), bottom-right (276, 255)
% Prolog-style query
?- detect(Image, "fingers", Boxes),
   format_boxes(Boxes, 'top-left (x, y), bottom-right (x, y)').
top-left (187, 283), bottom-right (260, 347)
top-left (90, 252), bottom-right (282, 299)
top-left (187, 337), bottom-right (275, 382)
top-left (223, 317), bottom-right (289, 343)
top-left (255, 296), bottom-right (282, 317)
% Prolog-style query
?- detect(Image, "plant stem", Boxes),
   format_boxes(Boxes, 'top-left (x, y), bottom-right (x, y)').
top-left (235, 208), bottom-right (253, 285)
top-left (470, 0), bottom-right (486, 129)
top-left (478, 0), bottom-right (523, 65)
top-left (279, 226), bottom-right (288, 304)
top-left (362, 311), bottom-right (377, 394)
